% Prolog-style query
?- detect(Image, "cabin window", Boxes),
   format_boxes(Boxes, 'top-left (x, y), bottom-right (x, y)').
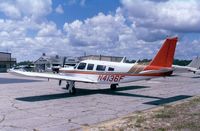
top-left (87, 64), bottom-right (94, 70)
top-left (77, 63), bottom-right (86, 70)
top-left (108, 67), bottom-right (115, 71)
top-left (96, 65), bottom-right (106, 71)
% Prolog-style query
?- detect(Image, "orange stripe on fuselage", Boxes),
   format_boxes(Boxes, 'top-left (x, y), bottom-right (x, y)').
top-left (59, 70), bottom-right (172, 77)
top-left (128, 64), bottom-right (146, 73)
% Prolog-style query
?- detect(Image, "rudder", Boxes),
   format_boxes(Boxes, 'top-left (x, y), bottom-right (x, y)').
top-left (147, 37), bottom-right (178, 68)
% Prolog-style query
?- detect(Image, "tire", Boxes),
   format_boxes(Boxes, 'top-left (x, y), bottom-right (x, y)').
top-left (110, 84), bottom-right (117, 90)
top-left (69, 86), bottom-right (76, 95)
top-left (66, 84), bottom-right (69, 89)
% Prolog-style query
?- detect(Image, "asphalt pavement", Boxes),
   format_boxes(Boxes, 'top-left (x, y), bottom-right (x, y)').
top-left (0, 73), bottom-right (200, 131)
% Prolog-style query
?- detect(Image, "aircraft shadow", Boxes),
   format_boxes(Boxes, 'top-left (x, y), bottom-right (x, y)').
top-left (191, 76), bottom-right (200, 79)
top-left (169, 74), bottom-right (179, 77)
top-left (16, 85), bottom-right (158, 102)
top-left (144, 95), bottom-right (192, 105)
top-left (16, 85), bottom-right (192, 106)
top-left (0, 78), bottom-right (43, 84)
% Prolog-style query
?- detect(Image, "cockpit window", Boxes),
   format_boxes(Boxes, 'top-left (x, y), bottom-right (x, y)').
top-left (96, 65), bottom-right (106, 71)
top-left (77, 63), bottom-right (86, 70)
top-left (87, 64), bottom-right (94, 70)
top-left (108, 67), bottom-right (115, 71)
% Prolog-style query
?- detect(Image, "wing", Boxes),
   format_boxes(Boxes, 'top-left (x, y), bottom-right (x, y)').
top-left (188, 68), bottom-right (199, 73)
top-left (8, 69), bottom-right (97, 83)
top-left (172, 65), bottom-right (197, 73)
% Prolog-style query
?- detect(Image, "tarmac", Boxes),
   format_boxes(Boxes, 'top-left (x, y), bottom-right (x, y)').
top-left (0, 72), bottom-right (200, 131)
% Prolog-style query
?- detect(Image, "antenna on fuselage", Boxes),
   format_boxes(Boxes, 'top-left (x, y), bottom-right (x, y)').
top-left (62, 57), bottom-right (67, 67)
top-left (99, 54), bottom-right (102, 61)
top-left (135, 59), bottom-right (139, 64)
top-left (120, 57), bottom-right (126, 63)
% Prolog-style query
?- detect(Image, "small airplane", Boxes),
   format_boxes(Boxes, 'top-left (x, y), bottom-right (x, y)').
top-left (9, 37), bottom-right (178, 94)
top-left (173, 56), bottom-right (200, 74)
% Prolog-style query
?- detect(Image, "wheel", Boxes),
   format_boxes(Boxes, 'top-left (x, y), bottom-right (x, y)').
top-left (110, 84), bottom-right (117, 90)
top-left (69, 86), bottom-right (76, 94)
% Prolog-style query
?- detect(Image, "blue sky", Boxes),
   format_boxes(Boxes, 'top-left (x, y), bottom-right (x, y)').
top-left (48, 0), bottom-right (121, 28)
top-left (0, 0), bottom-right (200, 61)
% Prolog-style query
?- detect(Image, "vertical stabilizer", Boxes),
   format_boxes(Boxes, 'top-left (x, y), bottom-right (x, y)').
top-left (147, 37), bottom-right (178, 68)
top-left (188, 56), bottom-right (200, 69)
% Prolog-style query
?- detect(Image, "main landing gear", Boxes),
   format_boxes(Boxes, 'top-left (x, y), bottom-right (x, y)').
top-left (110, 84), bottom-right (118, 90)
top-left (67, 81), bottom-right (76, 94)
top-left (59, 80), bottom-right (76, 94)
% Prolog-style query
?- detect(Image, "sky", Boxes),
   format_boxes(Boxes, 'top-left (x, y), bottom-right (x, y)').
top-left (0, 0), bottom-right (200, 61)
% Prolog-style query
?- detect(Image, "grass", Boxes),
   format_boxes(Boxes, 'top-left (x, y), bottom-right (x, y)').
top-left (86, 96), bottom-right (200, 131)
top-left (175, 121), bottom-right (200, 130)
top-left (134, 115), bottom-right (145, 127)
top-left (154, 109), bottom-right (175, 119)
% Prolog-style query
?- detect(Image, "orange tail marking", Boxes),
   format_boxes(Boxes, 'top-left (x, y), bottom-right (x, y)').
top-left (145, 37), bottom-right (178, 70)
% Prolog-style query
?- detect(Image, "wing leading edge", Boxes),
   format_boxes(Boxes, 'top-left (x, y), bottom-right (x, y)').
top-left (8, 69), bottom-right (96, 83)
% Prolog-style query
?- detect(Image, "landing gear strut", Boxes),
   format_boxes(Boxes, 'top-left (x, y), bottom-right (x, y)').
top-left (66, 81), bottom-right (70, 89)
top-left (110, 84), bottom-right (118, 90)
top-left (68, 81), bottom-right (76, 94)
top-left (58, 80), bottom-right (76, 94)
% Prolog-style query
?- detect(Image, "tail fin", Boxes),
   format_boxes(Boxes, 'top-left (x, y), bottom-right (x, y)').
top-left (188, 56), bottom-right (200, 68)
top-left (148, 37), bottom-right (178, 68)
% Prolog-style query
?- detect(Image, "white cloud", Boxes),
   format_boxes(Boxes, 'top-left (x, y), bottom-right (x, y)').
top-left (133, 26), bottom-right (174, 42)
top-left (0, 3), bottom-right (21, 19)
top-left (62, 11), bottom-right (161, 59)
top-left (63, 12), bottom-right (134, 48)
top-left (16, 0), bottom-right (52, 21)
top-left (174, 36), bottom-right (200, 59)
top-left (67, 0), bottom-right (86, 6)
top-left (0, 7), bottom-right (177, 61)
top-left (0, 0), bottom-right (52, 21)
top-left (55, 4), bottom-right (64, 14)
top-left (1, 0), bottom-right (200, 62)
top-left (0, 18), bottom-right (67, 61)
top-left (37, 22), bottom-right (62, 37)
top-left (121, 0), bottom-right (200, 32)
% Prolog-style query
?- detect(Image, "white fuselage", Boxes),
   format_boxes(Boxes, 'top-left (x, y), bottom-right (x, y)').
top-left (59, 60), bottom-right (159, 84)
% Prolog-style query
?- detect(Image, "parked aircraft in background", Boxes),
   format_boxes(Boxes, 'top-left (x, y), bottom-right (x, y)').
top-left (9, 37), bottom-right (178, 94)
top-left (173, 56), bottom-right (200, 74)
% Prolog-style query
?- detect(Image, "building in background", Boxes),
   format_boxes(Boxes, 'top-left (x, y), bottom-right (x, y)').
top-left (64, 57), bottom-right (79, 67)
top-left (34, 53), bottom-right (79, 72)
top-left (0, 52), bottom-right (16, 72)
top-left (34, 53), bottom-right (62, 72)
top-left (34, 54), bottom-right (124, 72)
